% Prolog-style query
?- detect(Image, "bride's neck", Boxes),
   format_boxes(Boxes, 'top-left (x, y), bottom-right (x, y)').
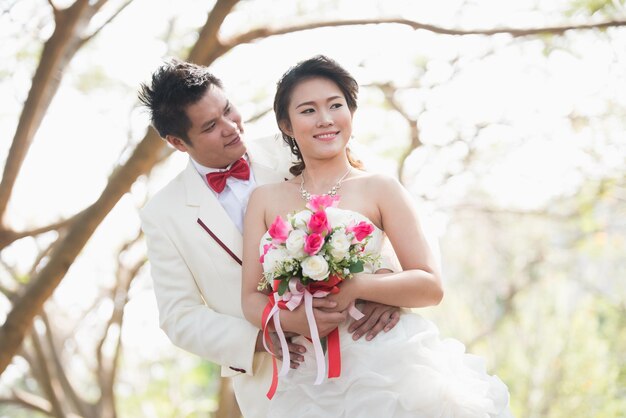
top-left (301, 159), bottom-right (352, 193)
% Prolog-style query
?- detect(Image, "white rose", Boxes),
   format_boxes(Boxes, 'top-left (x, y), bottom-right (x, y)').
top-left (301, 255), bottom-right (330, 281)
top-left (263, 248), bottom-right (289, 274)
top-left (328, 229), bottom-right (351, 260)
top-left (325, 207), bottom-right (351, 229)
top-left (289, 210), bottom-right (312, 230)
top-left (285, 229), bottom-right (307, 258)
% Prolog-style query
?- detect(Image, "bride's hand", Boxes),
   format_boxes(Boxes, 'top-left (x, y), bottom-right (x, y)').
top-left (325, 277), bottom-right (360, 313)
top-left (281, 300), bottom-right (347, 338)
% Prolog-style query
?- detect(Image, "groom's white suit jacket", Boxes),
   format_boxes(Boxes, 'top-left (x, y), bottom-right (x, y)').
top-left (140, 136), bottom-right (292, 418)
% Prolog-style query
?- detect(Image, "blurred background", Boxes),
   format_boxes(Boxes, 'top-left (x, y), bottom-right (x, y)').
top-left (1, 0), bottom-right (625, 417)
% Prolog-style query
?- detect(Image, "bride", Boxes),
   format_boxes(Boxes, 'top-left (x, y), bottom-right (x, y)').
top-left (241, 55), bottom-right (513, 417)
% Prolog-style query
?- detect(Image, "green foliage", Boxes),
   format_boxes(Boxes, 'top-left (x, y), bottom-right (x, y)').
top-left (0, 405), bottom-right (49, 418)
top-left (434, 170), bottom-right (626, 417)
top-left (116, 356), bottom-right (221, 417)
top-left (277, 278), bottom-right (289, 295)
top-left (487, 282), bottom-right (626, 417)
top-left (73, 65), bottom-right (119, 92)
top-left (567, 0), bottom-right (626, 16)
top-left (348, 259), bottom-right (364, 273)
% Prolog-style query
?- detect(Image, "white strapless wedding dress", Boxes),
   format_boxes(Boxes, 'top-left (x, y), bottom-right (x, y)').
top-left (262, 208), bottom-right (513, 418)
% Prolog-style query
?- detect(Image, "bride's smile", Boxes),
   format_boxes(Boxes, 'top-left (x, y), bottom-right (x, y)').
top-left (313, 130), bottom-right (340, 141)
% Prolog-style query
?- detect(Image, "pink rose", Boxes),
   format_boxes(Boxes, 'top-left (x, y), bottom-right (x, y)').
top-left (304, 233), bottom-right (324, 255)
top-left (306, 194), bottom-right (340, 212)
top-left (308, 210), bottom-right (330, 234)
top-left (268, 215), bottom-right (291, 244)
top-left (348, 221), bottom-right (374, 242)
top-left (259, 243), bottom-right (273, 263)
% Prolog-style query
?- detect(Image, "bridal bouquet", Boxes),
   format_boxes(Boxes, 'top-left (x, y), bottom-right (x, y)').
top-left (258, 194), bottom-right (378, 294)
top-left (259, 194), bottom-right (380, 399)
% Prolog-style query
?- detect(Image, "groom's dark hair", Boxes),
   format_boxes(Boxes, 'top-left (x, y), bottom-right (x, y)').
top-left (138, 58), bottom-right (223, 144)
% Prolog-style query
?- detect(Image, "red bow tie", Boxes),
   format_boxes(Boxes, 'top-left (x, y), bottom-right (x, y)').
top-left (206, 158), bottom-right (250, 193)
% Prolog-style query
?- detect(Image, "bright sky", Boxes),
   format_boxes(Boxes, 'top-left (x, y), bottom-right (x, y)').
top-left (1, 0), bottom-right (625, 388)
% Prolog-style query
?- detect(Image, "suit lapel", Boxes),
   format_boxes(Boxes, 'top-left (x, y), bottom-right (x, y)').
top-left (184, 152), bottom-right (290, 263)
top-left (183, 161), bottom-right (243, 261)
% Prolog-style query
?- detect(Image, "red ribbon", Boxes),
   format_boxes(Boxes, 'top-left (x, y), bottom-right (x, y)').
top-left (261, 295), bottom-right (280, 399)
top-left (261, 275), bottom-right (346, 399)
top-left (308, 275), bottom-right (342, 379)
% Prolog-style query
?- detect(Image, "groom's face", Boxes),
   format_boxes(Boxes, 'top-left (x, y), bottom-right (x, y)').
top-left (166, 85), bottom-right (246, 169)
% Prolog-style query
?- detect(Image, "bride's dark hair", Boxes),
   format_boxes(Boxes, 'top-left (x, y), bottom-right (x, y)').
top-left (273, 55), bottom-right (364, 176)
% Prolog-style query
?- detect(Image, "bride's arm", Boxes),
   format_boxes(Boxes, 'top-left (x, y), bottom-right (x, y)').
top-left (241, 187), bottom-right (346, 337)
top-left (329, 175), bottom-right (443, 309)
top-left (241, 187), bottom-right (274, 329)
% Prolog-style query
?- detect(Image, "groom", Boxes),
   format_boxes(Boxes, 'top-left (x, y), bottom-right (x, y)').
top-left (138, 58), bottom-right (399, 418)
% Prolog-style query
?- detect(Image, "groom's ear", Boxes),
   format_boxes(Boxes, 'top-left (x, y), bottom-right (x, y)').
top-left (166, 135), bottom-right (189, 153)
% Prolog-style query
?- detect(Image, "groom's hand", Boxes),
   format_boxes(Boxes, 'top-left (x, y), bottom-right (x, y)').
top-left (348, 302), bottom-right (401, 341)
top-left (256, 331), bottom-right (307, 369)
top-left (346, 267), bottom-right (401, 341)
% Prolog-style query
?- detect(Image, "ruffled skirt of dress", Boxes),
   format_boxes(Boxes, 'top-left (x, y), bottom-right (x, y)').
top-left (268, 311), bottom-right (513, 418)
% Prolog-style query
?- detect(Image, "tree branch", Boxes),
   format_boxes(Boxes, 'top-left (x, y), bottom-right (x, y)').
top-left (28, 238), bottom-right (60, 278)
top-left (40, 311), bottom-right (90, 417)
top-left (96, 230), bottom-right (145, 418)
top-left (0, 128), bottom-right (164, 374)
top-left (93, 0), bottom-right (109, 10)
top-left (1, 1), bottom-right (21, 16)
top-left (190, 0), bottom-right (241, 64)
top-left (0, 283), bottom-right (15, 299)
top-left (466, 253), bottom-right (543, 350)
top-left (29, 327), bottom-right (65, 418)
top-left (465, 284), bottom-right (520, 350)
top-left (80, 0), bottom-right (134, 46)
top-left (446, 204), bottom-right (574, 220)
top-left (371, 82), bottom-right (423, 181)
top-left (0, 258), bottom-right (20, 298)
top-left (0, 217), bottom-right (74, 251)
top-left (219, 18), bottom-right (626, 55)
top-left (46, 0), bottom-right (58, 14)
top-left (0, 388), bottom-right (54, 416)
top-left (0, 0), bottom-right (91, 223)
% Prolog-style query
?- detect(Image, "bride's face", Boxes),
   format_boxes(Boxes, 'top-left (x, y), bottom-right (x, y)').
top-left (282, 76), bottom-right (353, 163)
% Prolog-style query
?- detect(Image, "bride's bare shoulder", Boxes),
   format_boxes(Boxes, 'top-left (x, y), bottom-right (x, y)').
top-left (354, 170), bottom-right (401, 190)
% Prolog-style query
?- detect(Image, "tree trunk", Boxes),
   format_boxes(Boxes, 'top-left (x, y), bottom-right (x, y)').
top-left (0, 0), bottom-right (242, 378)
top-left (0, 131), bottom-right (165, 373)
top-left (215, 377), bottom-right (241, 418)
top-left (0, 0), bottom-right (92, 223)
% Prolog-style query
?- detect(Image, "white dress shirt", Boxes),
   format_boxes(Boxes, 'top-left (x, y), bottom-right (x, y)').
top-left (191, 156), bottom-right (256, 233)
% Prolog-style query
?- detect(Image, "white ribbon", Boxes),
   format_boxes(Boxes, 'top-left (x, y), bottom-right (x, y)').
top-left (265, 277), bottom-right (364, 384)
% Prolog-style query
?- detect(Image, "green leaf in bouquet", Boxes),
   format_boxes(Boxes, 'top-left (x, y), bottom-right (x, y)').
top-left (277, 279), bottom-right (289, 296)
top-left (349, 260), bottom-right (364, 273)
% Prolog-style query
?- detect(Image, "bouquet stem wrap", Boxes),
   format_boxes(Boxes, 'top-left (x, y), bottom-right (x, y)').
top-left (261, 276), bottom-right (364, 399)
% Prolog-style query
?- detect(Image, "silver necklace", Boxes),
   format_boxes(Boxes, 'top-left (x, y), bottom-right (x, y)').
top-left (300, 167), bottom-right (352, 201)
